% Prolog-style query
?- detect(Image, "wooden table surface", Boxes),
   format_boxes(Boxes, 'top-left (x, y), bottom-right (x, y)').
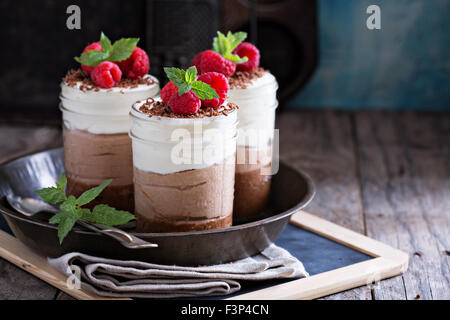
top-left (0, 110), bottom-right (449, 300)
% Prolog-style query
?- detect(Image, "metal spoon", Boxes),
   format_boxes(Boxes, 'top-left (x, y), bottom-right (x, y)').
top-left (6, 194), bottom-right (157, 249)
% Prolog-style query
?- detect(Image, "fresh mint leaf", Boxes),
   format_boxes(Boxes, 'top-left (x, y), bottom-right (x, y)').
top-left (220, 32), bottom-right (231, 53)
top-left (212, 36), bottom-right (220, 54)
top-left (34, 188), bottom-right (66, 204)
top-left (75, 50), bottom-right (109, 67)
top-left (74, 33), bottom-right (138, 67)
top-left (223, 52), bottom-right (248, 64)
top-left (178, 83), bottom-right (192, 96)
top-left (75, 179), bottom-right (112, 206)
top-left (55, 173), bottom-right (67, 191)
top-left (164, 66), bottom-right (219, 99)
top-left (53, 210), bottom-right (79, 244)
top-left (212, 31), bottom-right (248, 63)
top-left (82, 204), bottom-right (135, 226)
top-left (34, 173), bottom-right (68, 204)
top-left (164, 67), bottom-right (194, 96)
top-left (108, 38), bottom-right (139, 62)
top-left (60, 195), bottom-right (77, 214)
top-left (100, 32), bottom-right (112, 53)
top-left (164, 67), bottom-right (186, 86)
top-left (215, 32), bottom-right (228, 55)
top-left (191, 81), bottom-right (219, 100)
top-left (228, 31), bottom-right (247, 51)
top-left (41, 173), bottom-right (135, 245)
top-left (52, 196), bottom-right (84, 244)
top-left (49, 207), bottom-right (85, 225)
top-left (49, 212), bottom-right (63, 225)
top-left (185, 66), bottom-right (197, 84)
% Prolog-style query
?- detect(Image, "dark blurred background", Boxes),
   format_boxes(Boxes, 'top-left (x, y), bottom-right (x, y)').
top-left (0, 0), bottom-right (449, 124)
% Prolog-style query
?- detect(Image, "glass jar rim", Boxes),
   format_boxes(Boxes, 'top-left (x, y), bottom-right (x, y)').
top-left (130, 102), bottom-right (239, 125)
top-left (59, 102), bottom-right (130, 119)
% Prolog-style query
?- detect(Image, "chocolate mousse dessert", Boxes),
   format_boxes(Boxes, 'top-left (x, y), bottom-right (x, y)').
top-left (60, 33), bottom-right (160, 212)
top-left (130, 66), bottom-right (238, 232)
top-left (191, 31), bottom-right (279, 222)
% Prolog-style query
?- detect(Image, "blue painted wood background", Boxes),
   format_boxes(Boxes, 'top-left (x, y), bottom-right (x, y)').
top-left (288, 0), bottom-right (450, 110)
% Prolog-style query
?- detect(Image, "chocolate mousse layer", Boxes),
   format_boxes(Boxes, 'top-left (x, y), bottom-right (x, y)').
top-left (63, 125), bottom-right (134, 212)
top-left (134, 158), bottom-right (235, 233)
top-left (234, 145), bottom-right (273, 222)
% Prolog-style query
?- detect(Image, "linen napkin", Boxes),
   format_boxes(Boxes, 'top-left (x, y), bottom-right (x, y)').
top-left (48, 244), bottom-right (308, 298)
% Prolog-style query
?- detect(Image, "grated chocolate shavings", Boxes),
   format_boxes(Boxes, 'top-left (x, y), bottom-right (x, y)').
top-left (139, 98), bottom-right (238, 119)
top-left (228, 67), bottom-right (266, 89)
top-left (62, 69), bottom-right (158, 92)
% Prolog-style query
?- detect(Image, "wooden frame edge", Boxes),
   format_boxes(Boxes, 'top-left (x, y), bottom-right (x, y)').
top-left (0, 211), bottom-right (409, 300)
top-left (0, 230), bottom-right (124, 300)
top-left (228, 211), bottom-right (409, 300)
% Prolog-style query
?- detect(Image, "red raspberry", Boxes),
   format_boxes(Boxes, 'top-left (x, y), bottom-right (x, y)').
top-left (197, 72), bottom-right (229, 108)
top-left (233, 42), bottom-right (260, 72)
top-left (81, 42), bottom-right (102, 75)
top-left (90, 61), bottom-right (122, 88)
top-left (116, 47), bottom-right (150, 79)
top-left (168, 91), bottom-right (201, 115)
top-left (200, 50), bottom-right (236, 77)
top-left (190, 51), bottom-right (204, 74)
top-left (160, 81), bottom-right (179, 104)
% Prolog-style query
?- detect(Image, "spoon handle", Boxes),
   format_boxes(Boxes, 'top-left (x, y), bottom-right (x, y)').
top-left (76, 220), bottom-right (158, 249)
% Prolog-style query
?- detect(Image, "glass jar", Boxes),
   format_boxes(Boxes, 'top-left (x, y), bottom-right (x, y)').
top-left (228, 72), bottom-right (279, 222)
top-left (130, 101), bottom-right (238, 232)
top-left (59, 77), bottom-right (159, 212)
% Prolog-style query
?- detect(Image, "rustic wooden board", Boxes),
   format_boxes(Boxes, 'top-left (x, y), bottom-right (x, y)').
top-left (0, 110), bottom-right (448, 299)
top-left (354, 111), bottom-right (450, 300)
top-left (277, 110), bottom-right (371, 299)
top-left (0, 228), bottom-right (125, 300)
top-left (230, 211), bottom-right (408, 299)
top-left (0, 211), bottom-right (408, 300)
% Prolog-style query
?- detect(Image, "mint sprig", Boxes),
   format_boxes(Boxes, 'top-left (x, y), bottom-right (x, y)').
top-left (164, 66), bottom-right (219, 99)
top-left (35, 173), bottom-right (135, 244)
top-left (74, 32), bottom-right (139, 67)
top-left (212, 31), bottom-right (248, 64)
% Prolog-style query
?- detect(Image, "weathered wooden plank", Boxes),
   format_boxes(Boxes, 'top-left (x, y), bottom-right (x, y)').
top-left (355, 111), bottom-right (450, 300)
top-left (55, 291), bottom-right (76, 300)
top-left (0, 257), bottom-right (57, 300)
top-left (277, 110), bottom-right (372, 300)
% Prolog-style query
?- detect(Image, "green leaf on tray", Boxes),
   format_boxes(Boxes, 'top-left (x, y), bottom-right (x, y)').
top-left (82, 204), bottom-right (135, 226)
top-left (54, 210), bottom-right (80, 244)
top-left (34, 173), bottom-right (67, 204)
top-left (35, 174), bottom-right (135, 244)
top-left (75, 179), bottom-right (112, 206)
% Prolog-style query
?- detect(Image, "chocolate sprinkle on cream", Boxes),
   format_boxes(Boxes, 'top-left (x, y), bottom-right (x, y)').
top-left (62, 69), bottom-right (157, 92)
top-left (228, 67), bottom-right (266, 89)
top-left (139, 98), bottom-right (238, 119)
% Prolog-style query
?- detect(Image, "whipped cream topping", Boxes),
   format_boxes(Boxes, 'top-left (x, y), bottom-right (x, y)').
top-left (227, 71), bottom-right (278, 148)
top-left (130, 98), bottom-right (238, 174)
top-left (60, 74), bottom-right (160, 134)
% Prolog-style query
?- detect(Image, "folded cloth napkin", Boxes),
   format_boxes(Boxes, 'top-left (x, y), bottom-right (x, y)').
top-left (48, 244), bottom-right (308, 299)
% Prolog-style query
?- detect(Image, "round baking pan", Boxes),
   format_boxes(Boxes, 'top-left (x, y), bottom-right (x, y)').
top-left (0, 148), bottom-right (314, 266)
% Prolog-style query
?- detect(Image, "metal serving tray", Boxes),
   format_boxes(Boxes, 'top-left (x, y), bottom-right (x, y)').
top-left (0, 148), bottom-right (314, 266)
